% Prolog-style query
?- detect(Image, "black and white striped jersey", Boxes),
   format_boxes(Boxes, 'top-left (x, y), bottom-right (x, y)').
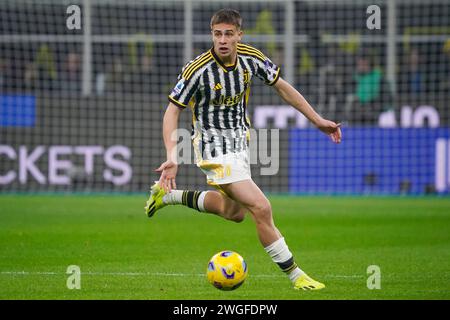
top-left (168, 43), bottom-right (280, 160)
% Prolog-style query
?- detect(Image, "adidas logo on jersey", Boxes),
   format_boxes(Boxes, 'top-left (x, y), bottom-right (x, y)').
top-left (213, 83), bottom-right (223, 91)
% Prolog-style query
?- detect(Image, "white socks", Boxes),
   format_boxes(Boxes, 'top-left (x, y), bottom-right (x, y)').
top-left (264, 237), bottom-right (304, 283)
top-left (197, 191), bottom-right (208, 212)
top-left (162, 190), bottom-right (183, 204)
top-left (162, 190), bottom-right (208, 212)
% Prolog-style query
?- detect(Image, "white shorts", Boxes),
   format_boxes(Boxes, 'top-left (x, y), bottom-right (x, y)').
top-left (197, 150), bottom-right (251, 187)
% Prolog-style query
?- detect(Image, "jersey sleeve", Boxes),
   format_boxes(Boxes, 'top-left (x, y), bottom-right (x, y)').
top-left (253, 56), bottom-right (281, 86)
top-left (168, 69), bottom-right (199, 109)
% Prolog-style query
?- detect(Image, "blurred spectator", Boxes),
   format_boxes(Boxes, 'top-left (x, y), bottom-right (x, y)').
top-left (246, 10), bottom-right (276, 58)
top-left (23, 45), bottom-right (58, 91)
top-left (317, 45), bottom-right (355, 122)
top-left (349, 50), bottom-right (393, 126)
top-left (0, 58), bottom-right (5, 91)
top-left (400, 48), bottom-right (424, 94)
top-left (127, 53), bottom-right (155, 93)
top-left (440, 40), bottom-right (450, 92)
top-left (59, 52), bottom-right (81, 93)
top-left (139, 54), bottom-right (155, 91)
top-left (35, 44), bottom-right (58, 91)
top-left (104, 56), bottom-right (124, 92)
top-left (24, 61), bottom-right (39, 90)
top-left (124, 40), bottom-right (155, 94)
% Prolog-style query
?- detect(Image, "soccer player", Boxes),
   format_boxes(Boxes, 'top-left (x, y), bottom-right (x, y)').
top-left (145, 9), bottom-right (341, 290)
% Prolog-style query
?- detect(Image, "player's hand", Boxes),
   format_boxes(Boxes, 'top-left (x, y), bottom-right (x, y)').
top-left (316, 119), bottom-right (342, 144)
top-left (155, 160), bottom-right (178, 193)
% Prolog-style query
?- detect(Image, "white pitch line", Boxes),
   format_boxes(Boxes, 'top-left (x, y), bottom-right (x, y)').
top-left (0, 271), bottom-right (363, 278)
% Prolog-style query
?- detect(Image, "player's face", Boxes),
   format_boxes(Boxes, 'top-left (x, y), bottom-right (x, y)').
top-left (211, 23), bottom-right (242, 63)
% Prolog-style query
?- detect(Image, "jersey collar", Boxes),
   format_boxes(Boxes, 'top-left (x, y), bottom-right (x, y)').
top-left (210, 47), bottom-right (239, 72)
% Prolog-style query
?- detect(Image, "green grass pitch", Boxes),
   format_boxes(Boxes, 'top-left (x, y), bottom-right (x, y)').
top-left (0, 195), bottom-right (449, 300)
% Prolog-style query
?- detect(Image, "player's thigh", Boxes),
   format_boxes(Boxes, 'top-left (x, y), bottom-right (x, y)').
top-left (219, 179), bottom-right (271, 215)
top-left (205, 188), bottom-right (245, 215)
top-left (212, 184), bottom-right (248, 214)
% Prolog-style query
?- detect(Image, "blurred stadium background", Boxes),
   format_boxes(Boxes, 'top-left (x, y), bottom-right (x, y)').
top-left (1, 0), bottom-right (450, 194)
top-left (1, 0), bottom-right (450, 301)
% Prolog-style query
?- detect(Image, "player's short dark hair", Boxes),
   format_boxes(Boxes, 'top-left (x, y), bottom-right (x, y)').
top-left (210, 9), bottom-right (242, 30)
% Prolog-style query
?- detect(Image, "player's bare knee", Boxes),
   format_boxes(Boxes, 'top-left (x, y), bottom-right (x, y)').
top-left (233, 210), bottom-right (247, 223)
top-left (229, 213), bottom-right (245, 223)
top-left (251, 201), bottom-right (272, 222)
top-left (225, 208), bottom-right (245, 223)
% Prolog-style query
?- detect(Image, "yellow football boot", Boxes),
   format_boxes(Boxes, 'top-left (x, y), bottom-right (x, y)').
top-left (144, 182), bottom-right (167, 218)
top-left (294, 274), bottom-right (325, 291)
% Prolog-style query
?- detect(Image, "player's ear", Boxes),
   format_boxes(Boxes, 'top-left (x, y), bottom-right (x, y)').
top-left (238, 29), bottom-right (243, 41)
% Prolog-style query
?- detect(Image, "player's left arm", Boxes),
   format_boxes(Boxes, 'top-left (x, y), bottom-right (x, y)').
top-left (273, 77), bottom-right (342, 144)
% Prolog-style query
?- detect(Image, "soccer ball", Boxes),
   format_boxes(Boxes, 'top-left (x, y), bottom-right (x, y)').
top-left (206, 250), bottom-right (248, 291)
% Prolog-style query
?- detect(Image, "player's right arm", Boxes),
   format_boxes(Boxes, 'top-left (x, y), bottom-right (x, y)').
top-left (156, 54), bottom-right (204, 192)
top-left (155, 102), bottom-right (182, 193)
